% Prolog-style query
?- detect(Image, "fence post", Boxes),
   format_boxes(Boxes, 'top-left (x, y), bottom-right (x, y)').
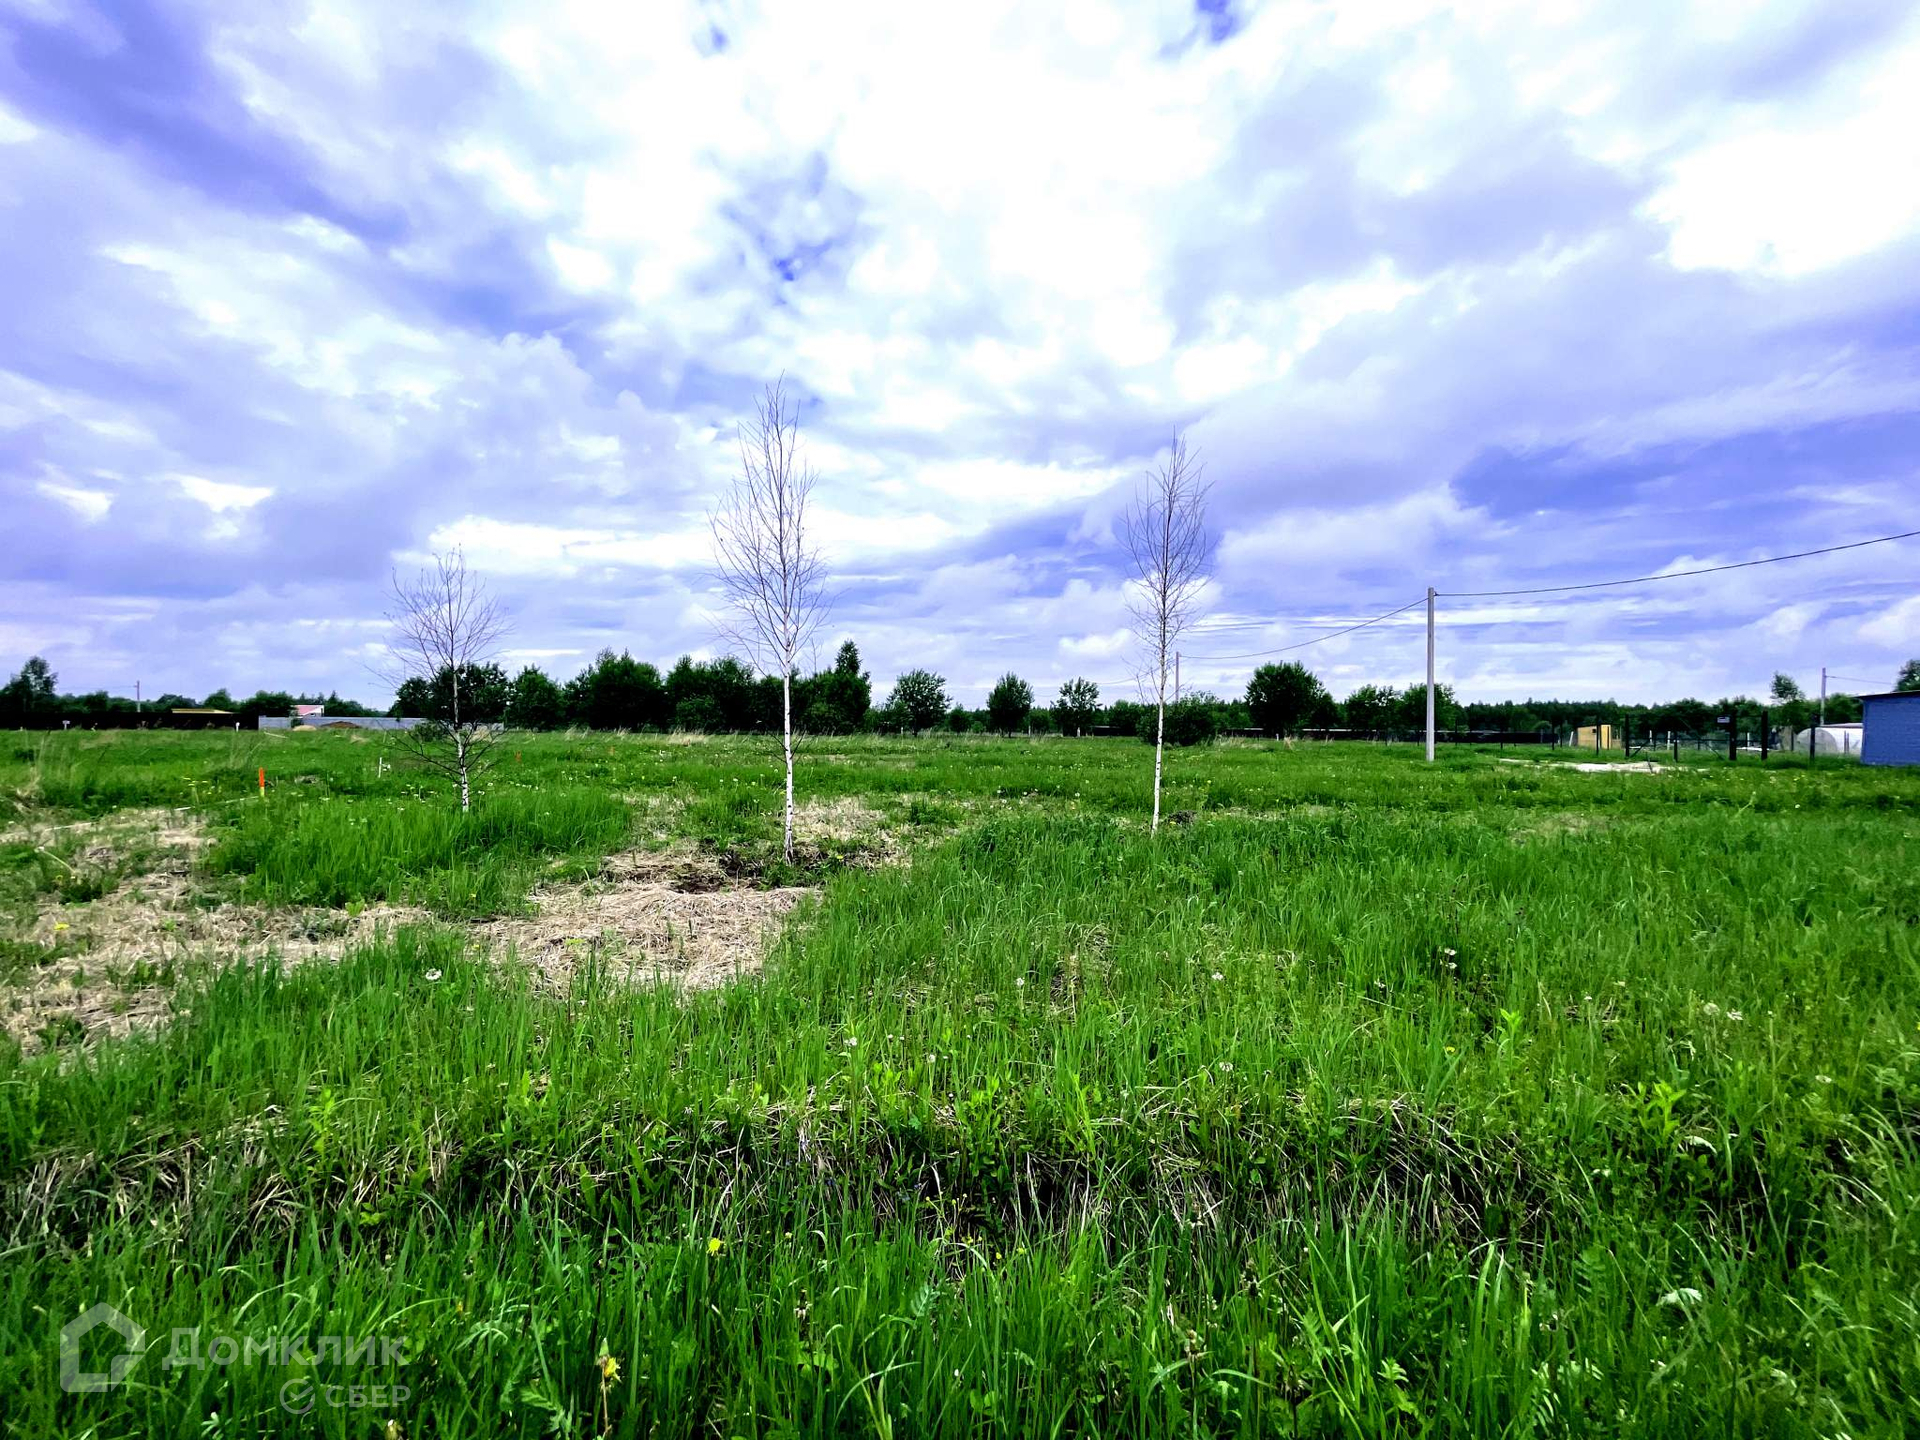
top-left (1760, 708), bottom-right (1770, 762)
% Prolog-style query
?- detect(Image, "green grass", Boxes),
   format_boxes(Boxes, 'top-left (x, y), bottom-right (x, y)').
top-left (0, 733), bottom-right (1917, 1435)
top-left (203, 784), bottom-right (634, 917)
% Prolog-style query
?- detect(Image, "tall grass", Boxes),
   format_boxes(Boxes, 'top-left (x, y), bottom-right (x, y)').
top-left (4, 750), bottom-right (1918, 1434)
top-left (204, 786), bottom-right (633, 916)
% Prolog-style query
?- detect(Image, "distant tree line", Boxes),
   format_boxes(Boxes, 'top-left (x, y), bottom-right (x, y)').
top-left (868, 659), bottom-right (1900, 747)
top-left (0, 655), bottom-right (383, 730)
top-left (5, 650), bottom-right (1912, 737)
top-left (401, 640), bottom-right (876, 734)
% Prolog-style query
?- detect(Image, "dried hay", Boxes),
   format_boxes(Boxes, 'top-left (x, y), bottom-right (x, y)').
top-left (6, 810), bottom-right (427, 1055)
top-left (4, 803), bottom-right (844, 1054)
top-left (478, 847), bottom-right (813, 992)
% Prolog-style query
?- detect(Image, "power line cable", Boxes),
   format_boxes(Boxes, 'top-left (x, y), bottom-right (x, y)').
top-left (1438, 528), bottom-right (1920, 599)
top-left (1184, 596), bottom-right (1427, 662)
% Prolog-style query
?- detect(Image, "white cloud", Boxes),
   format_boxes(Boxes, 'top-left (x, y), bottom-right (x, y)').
top-left (174, 475), bottom-right (272, 512)
top-left (1859, 594), bottom-right (1920, 649)
top-left (37, 480), bottom-right (112, 521)
top-left (1647, 30), bottom-right (1920, 276)
top-left (7, 0), bottom-right (1920, 705)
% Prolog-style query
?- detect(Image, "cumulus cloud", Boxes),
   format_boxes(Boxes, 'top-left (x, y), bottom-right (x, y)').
top-left (1, 0), bottom-right (1917, 706)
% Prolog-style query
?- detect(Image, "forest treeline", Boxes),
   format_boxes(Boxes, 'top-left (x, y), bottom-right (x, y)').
top-left (6, 650), bottom-right (1905, 741)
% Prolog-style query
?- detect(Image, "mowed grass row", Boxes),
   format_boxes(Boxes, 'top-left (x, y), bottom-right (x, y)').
top-left (5, 792), bottom-right (1919, 1436)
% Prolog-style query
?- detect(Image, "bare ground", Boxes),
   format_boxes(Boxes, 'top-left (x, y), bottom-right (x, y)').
top-left (478, 848), bottom-right (813, 992)
top-left (2, 797), bottom-right (893, 1055)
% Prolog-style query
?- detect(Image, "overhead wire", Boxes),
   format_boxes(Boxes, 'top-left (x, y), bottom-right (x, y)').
top-left (1436, 528), bottom-right (1919, 599)
top-left (1182, 596), bottom-right (1427, 661)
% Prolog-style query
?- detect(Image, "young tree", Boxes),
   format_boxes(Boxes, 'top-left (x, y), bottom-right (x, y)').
top-left (1246, 661), bottom-right (1326, 736)
top-left (1769, 672), bottom-right (1804, 703)
top-left (985, 672), bottom-right (1033, 734)
top-left (384, 549), bottom-right (509, 812)
top-left (1122, 436), bottom-right (1211, 832)
top-left (1052, 677), bottom-right (1100, 735)
top-left (710, 379), bottom-right (829, 864)
top-left (887, 669), bottom-right (949, 734)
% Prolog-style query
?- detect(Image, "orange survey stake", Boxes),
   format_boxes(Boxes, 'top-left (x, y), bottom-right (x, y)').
top-left (258, 766), bottom-right (266, 798)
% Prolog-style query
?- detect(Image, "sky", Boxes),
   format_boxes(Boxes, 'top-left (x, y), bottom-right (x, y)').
top-left (2, 0), bottom-right (1917, 709)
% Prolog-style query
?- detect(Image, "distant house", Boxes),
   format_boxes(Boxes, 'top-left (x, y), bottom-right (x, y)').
top-left (1860, 692), bottom-right (1920, 767)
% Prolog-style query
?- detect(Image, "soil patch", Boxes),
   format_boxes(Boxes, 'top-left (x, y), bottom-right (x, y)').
top-left (4, 807), bottom-right (834, 1054)
top-left (477, 847), bottom-right (813, 991)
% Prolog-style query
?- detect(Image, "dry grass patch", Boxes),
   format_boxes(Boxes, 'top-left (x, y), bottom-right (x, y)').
top-left (1509, 811), bottom-right (1617, 843)
top-left (478, 847), bottom-right (813, 991)
top-left (4, 810), bottom-right (426, 1055)
top-left (3, 813), bottom-right (835, 1054)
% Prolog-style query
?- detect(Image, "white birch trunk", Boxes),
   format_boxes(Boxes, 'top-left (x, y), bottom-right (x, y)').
top-left (453, 671), bottom-right (470, 813)
top-left (1152, 688), bottom-right (1165, 833)
top-left (781, 668), bottom-right (795, 863)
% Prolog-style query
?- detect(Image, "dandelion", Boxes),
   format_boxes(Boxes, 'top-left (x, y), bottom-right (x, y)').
top-left (843, 1036), bottom-right (858, 1048)
top-left (708, 1237), bottom-right (725, 1255)
top-left (1726, 1009), bottom-right (1744, 1022)
top-left (424, 969), bottom-right (443, 983)
top-left (1702, 1002), bottom-right (1720, 1018)
top-left (1441, 947), bottom-right (1456, 958)
top-left (1217, 1061), bottom-right (1233, 1073)
top-left (1445, 1046), bottom-right (1457, 1055)
top-left (1211, 971), bottom-right (1225, 983)
top-left (1014, 976), bottom-right (1026, 989)
top-left (600, 1354), bottom-right (621, 1383)
top-left (1815, 1074), bottom-right (1833, 1086)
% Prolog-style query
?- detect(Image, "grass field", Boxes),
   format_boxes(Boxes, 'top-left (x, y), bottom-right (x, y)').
top-left (2, 729), bottom-right (1918, 1437)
